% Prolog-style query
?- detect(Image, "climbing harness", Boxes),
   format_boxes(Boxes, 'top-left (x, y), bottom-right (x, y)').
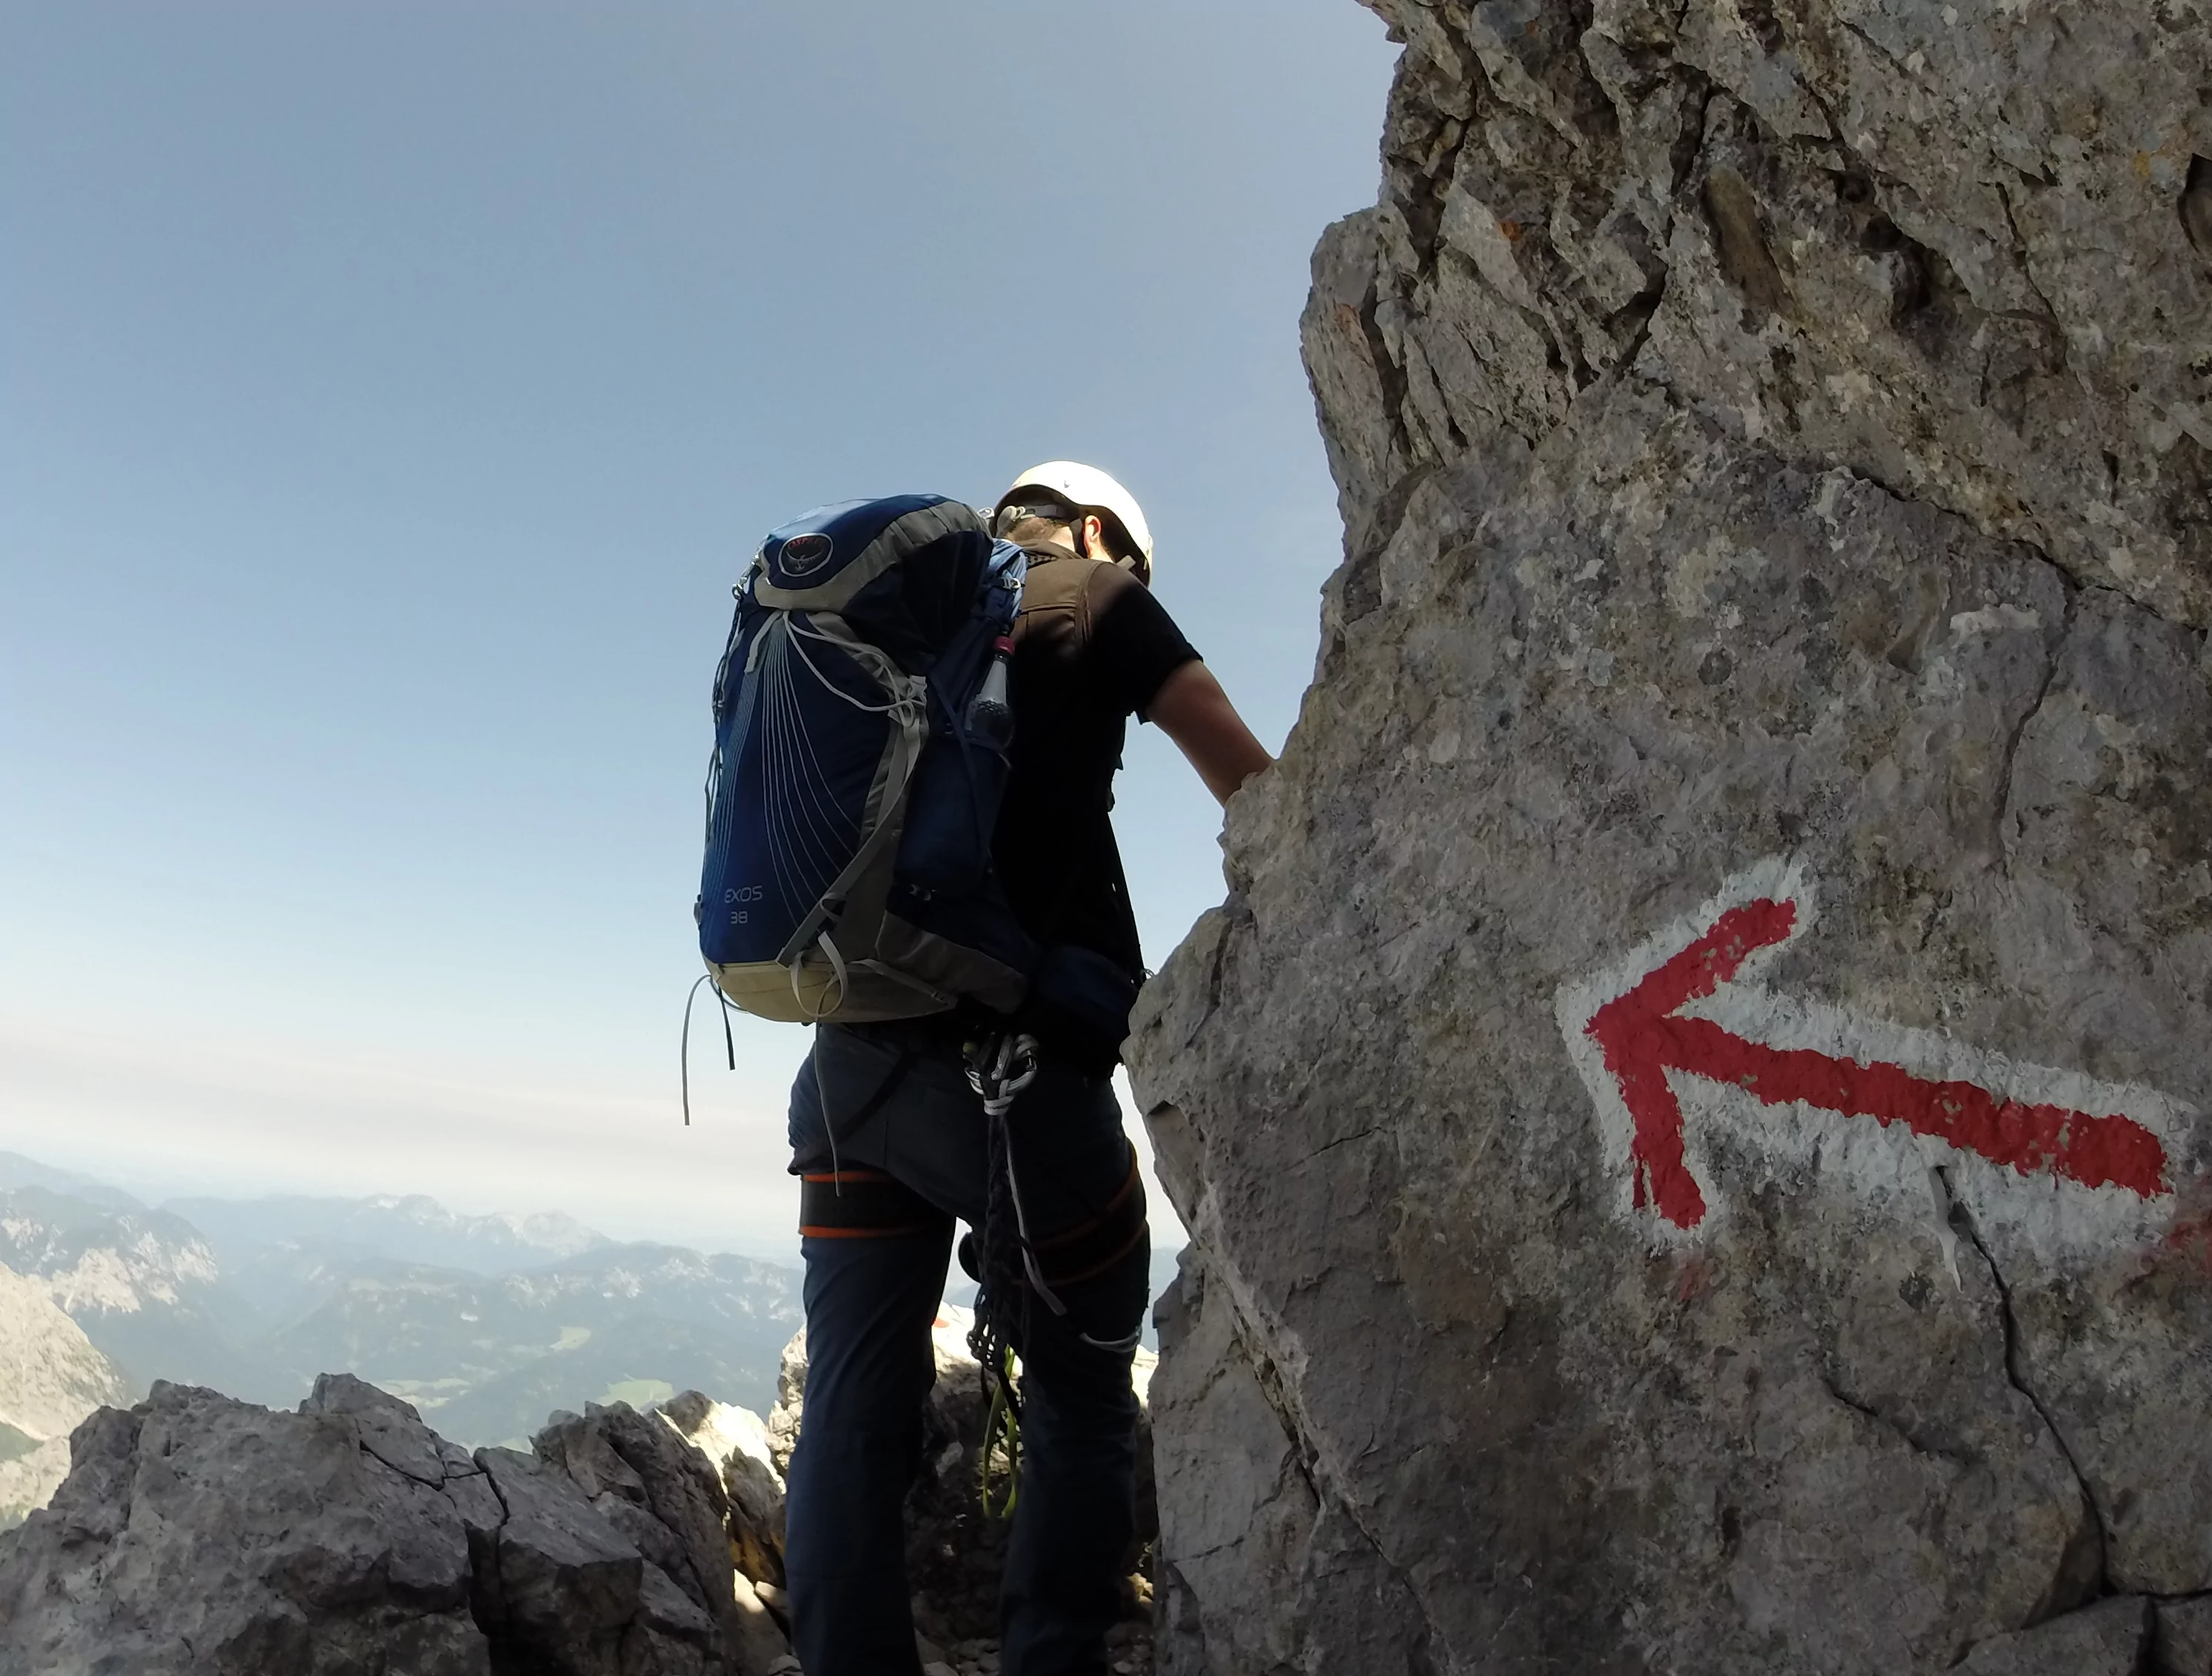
top-left (797, 1167), bottom-right (942, 1240)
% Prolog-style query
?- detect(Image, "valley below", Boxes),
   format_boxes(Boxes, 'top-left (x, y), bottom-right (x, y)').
top-left (0, 1148), bottom-right (805, 1529)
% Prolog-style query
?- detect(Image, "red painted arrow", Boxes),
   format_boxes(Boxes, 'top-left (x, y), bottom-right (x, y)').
top-left (1584, 896), bottom-right (2171, 1230)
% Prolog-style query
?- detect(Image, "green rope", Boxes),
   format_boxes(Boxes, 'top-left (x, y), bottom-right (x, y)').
top-left (979, 1344), bottom-right (1021, 1520)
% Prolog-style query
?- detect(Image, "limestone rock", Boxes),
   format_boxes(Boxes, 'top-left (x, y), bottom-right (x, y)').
top-left (763, 1327), bottom-right (807, 1479)
top-left (1958, 1595), bottom-right (2151, 1675)
top-left (1132, 0), bottom-right (2212, 1669)
top-left (308, 1369), bottom-right (455, 1485)
top-left (654, 1386), bottom-right (794, 1676)
top-left (0, 1260), bottom-right (134, 1445)
top-left (475, 1445), bottom-right (661, 1671)
top-left (530, 1401), bottom-right (746, 1659)
top-left (0, 1258), bottom-right (136, 1532)
top-left (0, 1382), bottom-right (487, 1676)
top-left (2155, 1595), bottom-right (2212, 1676)
top-left (0, 1377), bottom-right (795, 1676)
top-left (1315, 0), bottom-right (2212, 628)
top-left (1146, 1256), bottom-right (1320, 1676)
top-left (0, 1438), bottom-right (73, 1537)
top-left (660, 1389), bottom-right (787, 1585)
top-left (724, 1572), bottom-right (794, 1676)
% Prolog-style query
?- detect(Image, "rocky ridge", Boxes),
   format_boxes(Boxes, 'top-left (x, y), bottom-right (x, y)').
top-left (0, 1374), bottom-right (763, 1676)
top-left (1130, 0), bottom-right (2211, 1672)
top-left (0, 1312), bottom-right (1159, 1676)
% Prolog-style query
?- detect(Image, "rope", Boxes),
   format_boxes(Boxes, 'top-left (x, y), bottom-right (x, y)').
top-left (965, 1031), bottom-right (1045, 1518)
top-left (978, 1341), bottom-right (1021, 1520)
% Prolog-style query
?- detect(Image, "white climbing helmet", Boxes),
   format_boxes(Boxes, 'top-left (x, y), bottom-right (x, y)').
top-left (996, 460), bottom-right (1155, 584)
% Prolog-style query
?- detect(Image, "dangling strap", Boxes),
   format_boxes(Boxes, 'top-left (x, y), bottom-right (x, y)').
top-left (808, 1038), bottom-right (922, 1187)
top-left (680, 973), bottom-right (738, 1127)
top-left (791, 931), bottom-right (851, 1022)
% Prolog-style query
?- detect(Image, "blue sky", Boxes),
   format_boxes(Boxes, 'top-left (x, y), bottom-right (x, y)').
top-left (1, 1), bottom-right (1398, 1253)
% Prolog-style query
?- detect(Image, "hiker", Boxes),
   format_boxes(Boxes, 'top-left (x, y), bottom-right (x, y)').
top-left (779, 463), bottom-right (1271, 1675)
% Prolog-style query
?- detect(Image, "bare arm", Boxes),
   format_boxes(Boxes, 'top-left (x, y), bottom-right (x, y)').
top-left (1147, 660), bottom-right (1273, 806)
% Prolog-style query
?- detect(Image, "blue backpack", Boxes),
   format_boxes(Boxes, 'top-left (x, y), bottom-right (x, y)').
top-left (696, 495), bottom-right (1037, 1023)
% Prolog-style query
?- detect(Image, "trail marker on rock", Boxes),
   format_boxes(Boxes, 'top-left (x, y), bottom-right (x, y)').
top-left (1556, 859), bottom-right (2180, 1235)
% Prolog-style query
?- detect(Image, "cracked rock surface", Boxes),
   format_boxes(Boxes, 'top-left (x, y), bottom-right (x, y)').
top-left (0, 1321), bottom-right (1162, 1676)
top-left (0, 1376), bottom-right (781, 1676)
top-left (1130, 0), bottom-right (2211, 1670)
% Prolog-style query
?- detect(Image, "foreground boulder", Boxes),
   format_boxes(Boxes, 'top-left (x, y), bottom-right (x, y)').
top-left (0, 1375), bottom-right (783, 1676)
top-left (0, 1321), bottom-right (1158, 1676)
top-left (1129, 0), bottom-right (2212, 1671)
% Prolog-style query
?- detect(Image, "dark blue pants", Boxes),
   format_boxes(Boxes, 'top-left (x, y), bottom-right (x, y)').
top-left (783, 1022), bottom-right (1150, 1676)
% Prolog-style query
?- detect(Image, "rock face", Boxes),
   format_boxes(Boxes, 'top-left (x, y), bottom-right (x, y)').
top-left (0, 1376), bottom-right (781, 1676)
top-left (1130, 0), bottom-right (2212, 1672)
top-left (0, 1185), bottom-right (259, 1401)
top-left (0, 1263), bottom-right (136, 1444)
top-left (0, 1261), bottom-right (135, 1532)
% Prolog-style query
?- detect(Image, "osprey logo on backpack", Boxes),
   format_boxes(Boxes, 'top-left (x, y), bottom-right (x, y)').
top-left (780, 532), bottom-right (834, 577)
top-left (695, 495), bottom-right (1037, 1025)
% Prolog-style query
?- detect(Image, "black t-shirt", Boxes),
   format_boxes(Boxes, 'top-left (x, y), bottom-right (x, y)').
top-left (993, 544), bottom-right (1201, 983)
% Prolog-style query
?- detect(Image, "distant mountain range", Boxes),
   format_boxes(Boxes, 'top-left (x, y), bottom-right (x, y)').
top-left (167, 1192), bottom-right (613, 1308)
top-left (0, 1151), bottom-right (803, 1470)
